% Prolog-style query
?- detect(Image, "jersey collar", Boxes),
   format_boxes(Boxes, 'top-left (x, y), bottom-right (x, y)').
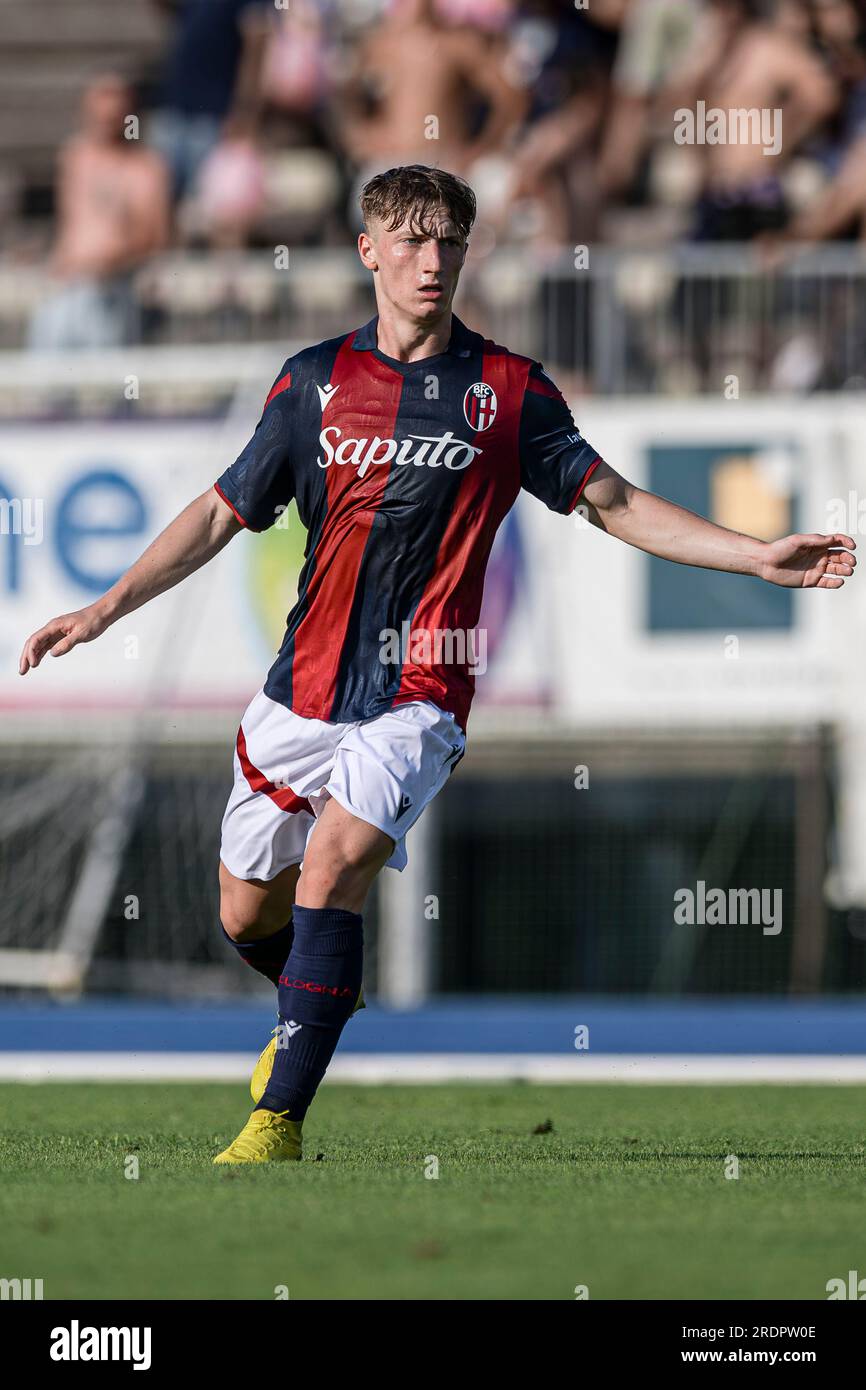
top-left (352, 313), bottom-right (474, 358)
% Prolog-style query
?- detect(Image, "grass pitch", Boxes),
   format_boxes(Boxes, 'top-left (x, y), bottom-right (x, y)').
top-left (1, 1082), bottom-right (864, 1300)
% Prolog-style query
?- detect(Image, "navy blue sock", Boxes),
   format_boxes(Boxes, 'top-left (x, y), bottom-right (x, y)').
top-left (256, 906), bottom-right (363, 1120)
top-left (221, 919), bottom-right (294, 989)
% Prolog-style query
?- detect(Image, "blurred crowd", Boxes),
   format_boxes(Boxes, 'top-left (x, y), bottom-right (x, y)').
top-left (20, 0), bottom-right (866, 348)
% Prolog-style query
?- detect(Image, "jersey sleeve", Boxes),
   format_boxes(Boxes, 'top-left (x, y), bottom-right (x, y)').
top-left (214, 361), bottom-right (295, 532)
top-left (518, 362), bottom-right (602, 514)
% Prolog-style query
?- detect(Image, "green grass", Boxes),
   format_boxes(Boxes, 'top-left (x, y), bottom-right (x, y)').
top-left (1, 1082), bottom-right (864, 1300)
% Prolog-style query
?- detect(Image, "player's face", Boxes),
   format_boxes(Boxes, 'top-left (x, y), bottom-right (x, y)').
top-left (359, 208), bottom-right (467, 325)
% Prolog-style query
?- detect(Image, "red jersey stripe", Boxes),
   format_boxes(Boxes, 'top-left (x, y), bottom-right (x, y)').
top-left (264, 371), bottom-right (292, 408)
top-left (525, 373), bottom-right (562, 401)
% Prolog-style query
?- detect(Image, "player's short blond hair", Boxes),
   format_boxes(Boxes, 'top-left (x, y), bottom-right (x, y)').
top-left (360, 165), bottom-right (476, 242)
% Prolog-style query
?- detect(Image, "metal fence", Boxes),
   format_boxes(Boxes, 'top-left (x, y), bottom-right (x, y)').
top-left (4, 243), bottom-right (866, 395)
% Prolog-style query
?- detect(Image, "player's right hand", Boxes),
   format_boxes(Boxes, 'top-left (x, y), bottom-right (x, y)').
top-left (18, 605), bottom-right (108, 675)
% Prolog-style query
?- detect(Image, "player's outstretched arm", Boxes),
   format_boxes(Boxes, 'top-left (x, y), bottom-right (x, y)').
top-left (18, 488), bottom-right (242, 674)
top-left (581, 462), bottom-right (857, 590)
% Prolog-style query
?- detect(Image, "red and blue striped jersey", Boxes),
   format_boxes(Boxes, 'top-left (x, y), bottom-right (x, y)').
top-left (214, 314), bottom-right (602, 731)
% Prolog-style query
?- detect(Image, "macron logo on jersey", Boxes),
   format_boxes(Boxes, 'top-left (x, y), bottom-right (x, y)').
top-left (316, 382), bottom-right (340, 412)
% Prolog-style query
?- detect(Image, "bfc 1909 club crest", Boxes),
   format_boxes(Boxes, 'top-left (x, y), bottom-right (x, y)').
top-left (463, 382), bottom-right (498, 432)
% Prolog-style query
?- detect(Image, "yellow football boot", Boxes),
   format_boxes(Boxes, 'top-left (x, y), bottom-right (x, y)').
top-left (250, 987), bottom-right (365, 1105)
top-left (213, 1109), bottom-right (302, 1164)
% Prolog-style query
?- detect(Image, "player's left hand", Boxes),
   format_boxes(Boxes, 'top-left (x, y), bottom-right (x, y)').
top-left (757, 533), bottom-right (857, 588)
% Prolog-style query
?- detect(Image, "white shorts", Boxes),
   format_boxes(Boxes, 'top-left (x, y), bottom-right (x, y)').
top-left (220, 690), bottom-right (466, 880)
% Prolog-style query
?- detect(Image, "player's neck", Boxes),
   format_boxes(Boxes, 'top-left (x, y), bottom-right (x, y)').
top-left (374, 307), bottom-right (453, 363)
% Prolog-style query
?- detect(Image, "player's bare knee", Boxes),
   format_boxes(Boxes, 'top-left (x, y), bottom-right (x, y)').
top-left (219, 900), bottom-right (262, 943)
top-left (297, 858), bottom-right (362, 904)
top-left (218, 859), bottom-right (296, 942)
top-left (219, 887), bottom-right (282, 943)
top-left (298, 837), bottom-right (390, 907)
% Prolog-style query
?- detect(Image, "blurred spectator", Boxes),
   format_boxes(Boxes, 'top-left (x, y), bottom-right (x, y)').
top-left (597, 0), bottom-right (707, 204)
top-left (668, 0), bottom-right (838, 240)
top-left (28, 75), bottom-right (169, 351)
top-left (251, 0), bottom-right (343, 246)
top-left (263, 0), bottom-right (333, 122)
top-left (12, 0), bottom-right (866, 374)
top-left (497, 0), bottom-right (626, 244)
top-left (193, 137), bottom-right (268, 249)
top-left (337, 0), bottom-right (525, 177)
top-left (770, 0), bottom-right (866, 242)
top-left (148, 0), bottom-right (275, 202)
